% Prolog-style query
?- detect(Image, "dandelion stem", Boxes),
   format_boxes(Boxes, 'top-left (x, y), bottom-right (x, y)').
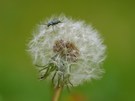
top-left (52, 85), bottom-right (63, 101)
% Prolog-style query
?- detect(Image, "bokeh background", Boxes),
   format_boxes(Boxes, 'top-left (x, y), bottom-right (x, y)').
top-left (0, 0), bottom-right (135, 101)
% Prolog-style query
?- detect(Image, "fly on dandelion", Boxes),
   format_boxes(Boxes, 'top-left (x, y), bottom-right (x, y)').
top-left (47, 19), bottom-right (62, 27)
top-left (41, 18), bottom-right (62, 32)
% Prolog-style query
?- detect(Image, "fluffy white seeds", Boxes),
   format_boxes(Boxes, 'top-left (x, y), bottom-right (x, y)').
top-left (28, 15), bottom-right (106, 87)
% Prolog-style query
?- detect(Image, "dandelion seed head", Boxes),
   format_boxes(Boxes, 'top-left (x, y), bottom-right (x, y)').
top-left (28, 15), bottom-right (106, 87)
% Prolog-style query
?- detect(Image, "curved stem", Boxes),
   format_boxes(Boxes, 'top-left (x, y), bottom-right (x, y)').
top-left (52, 85), bottom-right (63, 101)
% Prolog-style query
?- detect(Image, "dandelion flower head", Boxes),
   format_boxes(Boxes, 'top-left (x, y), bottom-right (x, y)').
top-left (28, 15), bottom-right (106, 87)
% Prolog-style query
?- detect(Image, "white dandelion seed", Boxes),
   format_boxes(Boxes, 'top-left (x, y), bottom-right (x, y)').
top-left (28, 15), bottom-right (106, 87)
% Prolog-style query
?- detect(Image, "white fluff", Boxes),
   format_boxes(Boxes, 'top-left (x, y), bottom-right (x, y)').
top-left (28, 15), bottom-right (106, 87)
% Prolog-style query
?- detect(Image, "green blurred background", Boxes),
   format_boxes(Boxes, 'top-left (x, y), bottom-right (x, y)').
top-left (0, 0), bottom-right (135, 101)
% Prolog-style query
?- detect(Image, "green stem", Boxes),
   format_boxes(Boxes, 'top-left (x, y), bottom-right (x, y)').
top-left (52, 85), bottom-right (63, 101)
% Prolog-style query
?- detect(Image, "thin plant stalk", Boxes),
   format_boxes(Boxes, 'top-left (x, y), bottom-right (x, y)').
top-left (52, 85), bottom-right (63, 101)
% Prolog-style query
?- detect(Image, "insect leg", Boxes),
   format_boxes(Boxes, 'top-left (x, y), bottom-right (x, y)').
top-left (66, 83), bottom-right (71, 92)
top-left (67, 74), bottom-right (73, 87)
top-left (35, 64), bottom-right (48, 72)
top-left (35, 64), bottom-right (46, 67)
top-left (53, 26), bottom-right (55, 33)
top-left (57, 73), bottom-right (62, 87)
top-left (38, 66), bottom-right (48, 72)
top-left (52, 71), bottom-right (57, 85)
top-left (68, 80), bottom-right (73, 87)
top-left (40, 66), bottom-right (50, 80)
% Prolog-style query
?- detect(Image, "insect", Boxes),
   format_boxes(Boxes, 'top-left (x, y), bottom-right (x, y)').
top-left (47, 19), bottom-right (62, 27)
top-left (35, 62), bottom-right (73, 88)
top-left (36, 63), bottom-right (57, 80)
top-left (35, 54), bottom-right (73, 88)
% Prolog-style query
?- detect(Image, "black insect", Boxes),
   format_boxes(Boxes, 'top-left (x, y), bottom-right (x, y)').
top-left (47, 19), bottom-right (62, 27)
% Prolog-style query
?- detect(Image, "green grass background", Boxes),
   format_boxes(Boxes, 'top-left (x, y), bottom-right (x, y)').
top-left (0, 0), bottom-right (135, 101)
